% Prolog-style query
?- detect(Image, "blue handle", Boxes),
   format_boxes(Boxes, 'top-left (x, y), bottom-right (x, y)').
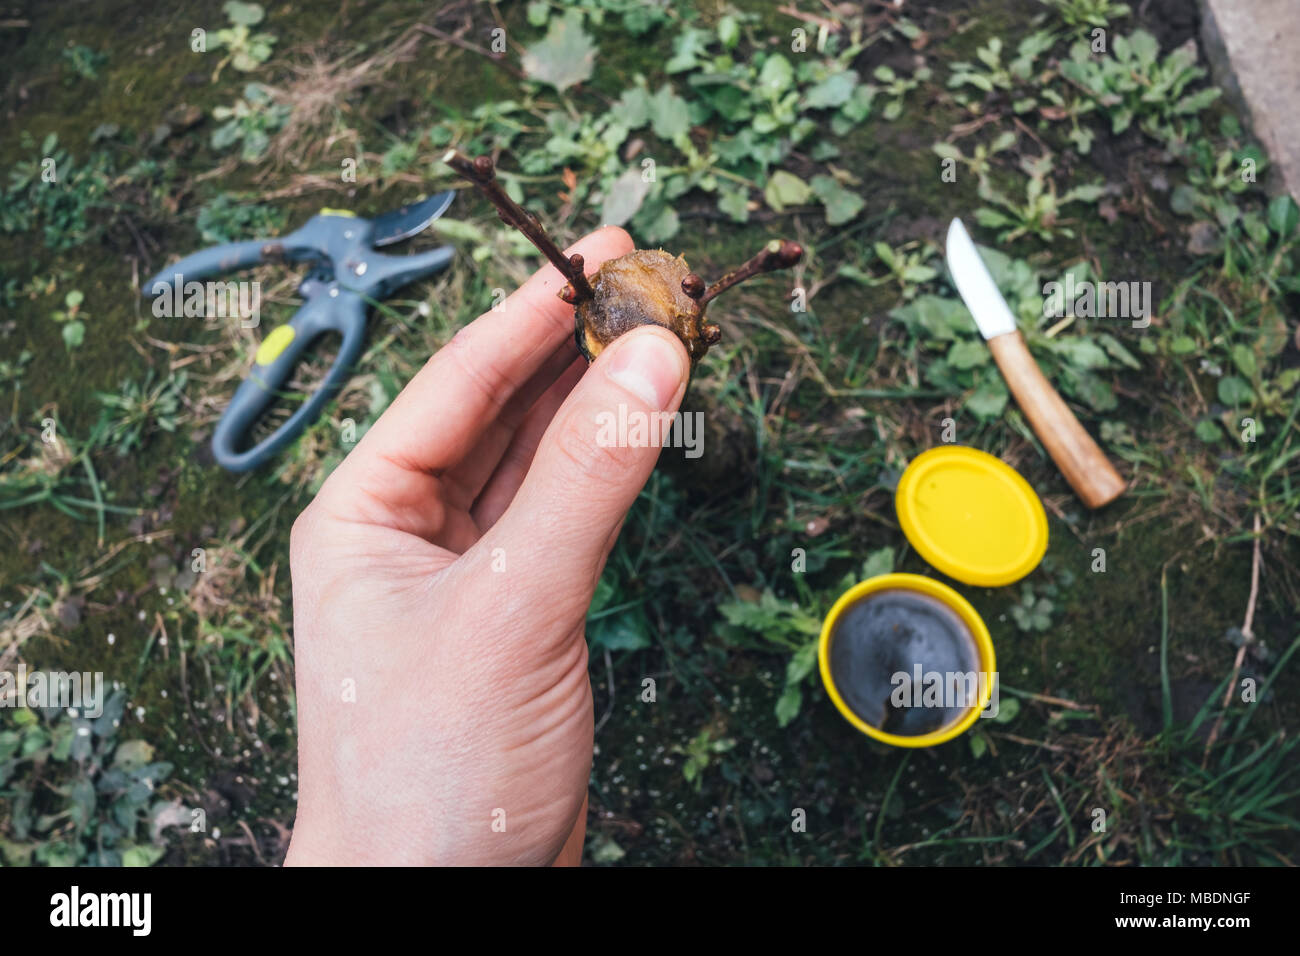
top-left (145, 240), bottom-right (276, 293)
top-left (211, 292), bottom-right (367, 472)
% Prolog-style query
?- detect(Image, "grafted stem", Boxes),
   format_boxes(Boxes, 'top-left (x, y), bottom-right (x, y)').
top-left (443, 148), bottom-right (594, 302)
top-left (700, 239), bottom-right (803, 305)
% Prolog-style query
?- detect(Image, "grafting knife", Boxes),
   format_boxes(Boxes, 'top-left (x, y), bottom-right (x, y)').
top-left (946, 218), bottom-right (1126, 509)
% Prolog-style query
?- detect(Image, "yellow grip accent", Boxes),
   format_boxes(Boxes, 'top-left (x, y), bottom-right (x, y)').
top-left (255, 326), bottom-right (296, 366)
top-left (318, 207), bottom-right (357, 218)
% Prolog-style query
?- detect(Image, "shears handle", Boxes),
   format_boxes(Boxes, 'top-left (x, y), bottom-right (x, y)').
top-left (144, 236), bottom-right (303, 290)
top-left (211, 291), bottom-right (367, 472)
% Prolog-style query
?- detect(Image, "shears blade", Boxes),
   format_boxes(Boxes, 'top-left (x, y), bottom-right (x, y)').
top-left (371, 190), bottom-right (455, 247)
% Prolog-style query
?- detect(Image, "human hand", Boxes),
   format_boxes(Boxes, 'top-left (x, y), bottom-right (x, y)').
top-left (284, 227), bottom-right (690, 865)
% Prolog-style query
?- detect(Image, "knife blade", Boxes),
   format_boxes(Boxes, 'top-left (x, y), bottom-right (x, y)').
top-left (945, 218), bottom-right (1126, 509)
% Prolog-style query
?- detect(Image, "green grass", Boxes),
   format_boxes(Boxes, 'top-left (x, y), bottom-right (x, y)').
top-left (1, 0), bottom-right (1297, 867)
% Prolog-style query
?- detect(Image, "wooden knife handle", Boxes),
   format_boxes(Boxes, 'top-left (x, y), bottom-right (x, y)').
top-left (986, 330), bottom-right (1126, 509)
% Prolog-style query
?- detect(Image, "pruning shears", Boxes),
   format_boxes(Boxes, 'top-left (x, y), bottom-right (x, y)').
top-left (143, 192), bottom-right (456, 471)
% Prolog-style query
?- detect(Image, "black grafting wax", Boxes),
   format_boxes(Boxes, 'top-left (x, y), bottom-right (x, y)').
top-left (828, 588), bottom-right (981, 736)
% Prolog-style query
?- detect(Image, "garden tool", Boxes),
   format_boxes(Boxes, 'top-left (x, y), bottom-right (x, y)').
top-left (143, 192), bottom-right (455, 471)
top-left (945, 218), bottom-right (1126, 509)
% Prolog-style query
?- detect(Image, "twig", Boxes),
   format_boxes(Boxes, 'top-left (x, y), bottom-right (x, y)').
top-left (442, 149), bottom-right (595, 302)
top-left (241, 820), bottom-right (269, 865)
top-left (1201, 513), bottom-right (1262, 766)
top-left (1002, 687), bottom-right (1097, 712)
top-left (412, 22), bottom-right (524, 78)
top-left (776, 5), bottom-right (842, 30)
top-left (990, 732), bottom-right (1067, 753)
top-left (700, 240), bottom-right (803, 305)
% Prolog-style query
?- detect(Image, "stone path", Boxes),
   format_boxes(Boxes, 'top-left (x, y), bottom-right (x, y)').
top-left (1201, 0), bottom-right (1300, 201)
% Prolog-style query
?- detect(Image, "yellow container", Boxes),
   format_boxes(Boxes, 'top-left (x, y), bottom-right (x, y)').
top-left (818, 573), bottom-right (996, 748)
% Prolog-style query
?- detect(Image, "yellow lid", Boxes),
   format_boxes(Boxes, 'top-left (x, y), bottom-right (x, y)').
top-left (895, 446), bottom-right (1047, 587)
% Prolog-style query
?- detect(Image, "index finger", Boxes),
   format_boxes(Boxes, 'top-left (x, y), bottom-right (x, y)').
top-left (352, 225), bottom-right (633, 476)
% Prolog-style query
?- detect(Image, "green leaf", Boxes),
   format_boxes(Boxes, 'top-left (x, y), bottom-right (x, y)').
top-left (114, 740), bottom-right (155, 771)
top-left (758, 54), bottom-right (794, 96)
top-left (975, 207), bottom-right (1016, 231)
top-left (1068, 369), bottom-right (1117, 412)
top-left (717, 187), bottom-right (751, 222)
top-left (526, 1), bottom-right (549, 27)
top-left (947, 339), bottom-right (990, 369)
top-left (665, 27), bottom-right (711, 73)
top-left (61, 321), bottom-right (85, 350)
top-left (521, 9), bottom-right (597, 93)
top-left (716, 14), bottom-right (740, 49)
top-left (67, 779), bottom-right (96, 832)
top-left (775, 682), bottom-right (802, 728)
top-left (969, 732), bottom-right (988, 759)
top-left (1217, 375), bottom-right (1255, 406)
top-left (637, 204), bottom-right (679, 243)
top-left (600, 168), bottom-right (652, 227)
top-left (763, 170), bottom-right (811, 212)
top-left (1126, 29), bottom-right (1159, 67)
top-left (210, 121), bottom-right (241, 151)
top-left (809, 174), bottom-right (864, 225)
top-left (993, 696), bottom-right (1020, 724)
top-left (648, 85), bottom-right (691, 140)
top-left (1268, 195), bottom-right (1299, 237)
top-left (890, 295), bottom-right (973, 340)
top-left (1053, 338), bottom-right (1110, 370)
top-left (1097, 333), bottom-right (1142, 370)
top-left (1230, 343), bottom-right (1257, 379)
top-left (1064, 183), bottom-right (1106, 204)
top-left (590, 599), bottom-right (652, 650)
top-left (588, 834), bottom-right (626, 863)
top-left (123, 844), bottom-right (166, 867)
top-left (1174, 87), bottom-right (1221, 115)
top-left (932, 141), bottom-right (961, 162)
top-left (0, 838), bottom-right (33, 866)
top-left (222, 1), bottom-right (265, 26)
top-left (1194, 418), bottom-right (1222, 442)
top-left (614, 84), bottom-right (653, 128)
top-left (837, 84), bottom-right (876, 124)
top-left (804, 70), bottom-right (859, 110)
top-left (862, 546), bottom-right (894, 579)
top-left (1170, 184), bottom-right (1201, 216)
top-left (966, 378), bottom-right (1009, 419)
top-left (786, 640), bottom-right (819, 685)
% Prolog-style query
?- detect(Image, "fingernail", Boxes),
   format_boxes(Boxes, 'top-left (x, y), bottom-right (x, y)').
top-left (606, 331), bottom-right (687, 410)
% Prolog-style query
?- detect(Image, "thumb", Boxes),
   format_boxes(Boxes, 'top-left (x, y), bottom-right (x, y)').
top-left (485, 325), bottom-right (690, 601)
